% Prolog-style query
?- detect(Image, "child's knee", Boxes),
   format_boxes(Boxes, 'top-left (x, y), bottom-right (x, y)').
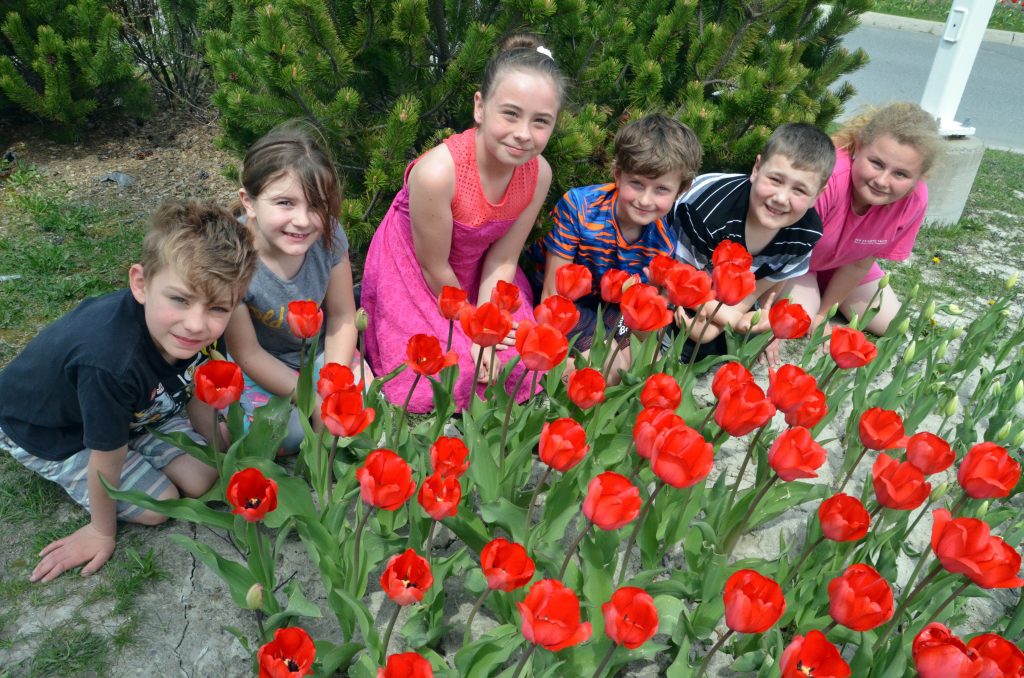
top-left (131, 509), bottom-right (171, 526)
top-left (181, 463), bottom-right (218, 498)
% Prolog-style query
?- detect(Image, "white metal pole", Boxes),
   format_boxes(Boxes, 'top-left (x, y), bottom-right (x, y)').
top-left (919, 0), bottom-right (997, 136)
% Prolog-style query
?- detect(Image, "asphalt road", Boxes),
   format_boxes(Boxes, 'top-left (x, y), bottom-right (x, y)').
top-left (839, 24), bottom-right (1024, 151)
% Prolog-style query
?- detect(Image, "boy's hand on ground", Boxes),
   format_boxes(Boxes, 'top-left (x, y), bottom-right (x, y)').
top-left (31, 524), bottom-right (115, 583)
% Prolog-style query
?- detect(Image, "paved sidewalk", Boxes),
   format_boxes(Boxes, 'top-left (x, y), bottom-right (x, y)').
top-left (857, 9), bottom-right (1023, 46)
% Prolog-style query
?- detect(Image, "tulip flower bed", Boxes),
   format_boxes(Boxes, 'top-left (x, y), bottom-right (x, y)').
top-left (107, 243), bottom-right (1024, 677)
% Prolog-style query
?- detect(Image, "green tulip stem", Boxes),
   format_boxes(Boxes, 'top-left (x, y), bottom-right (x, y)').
top-left (927, 580), bottom-right (972, 626)
top-left (601, 338), bottom-right (625, 383)
top-left (445, 319), bottom-right (454, 352)
top-left (424, 520), bottom-right (437, 565)
top-left (210, 407), bottom-right (223, 478)
top-left (510, 643), bottom-right (537, 678)
top-left (685, 301), bottom-right (725, 376)
top-left (325, 434), bottom-right (340, 508)
top-left (499, 368), bottom-right (531, 474)
top-left (650, 328), bottom-right (665, 368)
top-left (392, 373), bottom-right (421, 448)
top-left (694, 628), bottom-right (734, 678)
top-left (822, 619), bottom-right (838, 635)
top-left (558, 519), bottom-right (591, 579)
top-left (352, 503), bottom-right (372, 580)
top-left (592, 643), bottom-right (618, 678)
top-left (744, 336), bottom-right (776, 372)
top-left (526, 466), bottom-right (554, 526)
top-left (625, 443), bottom-right (642, 485)
top-left (723, 475), bottom-right (778, 558)
top-left (616, 481), bottom-right (665, 587)
top-left (462, 588), bottom-right (491, 646)
top-left (784, 534), bottom-right (826, 587)
top-left (358, 330), bottom-right (366, 389)
top-left (698, 407), bottom-right (716, 435)
top-left (468, 346), bottom-right (485, 410)
top-left (877, 562), bottom-right (944, 648)
top-left (724, 423), bottom-right (769, 515)
top-left (949, 493), bottom-right (968, 517)
top-left (254, 609), bottom-right (267, 642)
top-left (900, 498), bottom-right (933, 542)
top-left (868, 504), bottom-right (884, 522)
top-left (818, 364), bottom-right (840, 392)
top-left (380, 602), bottom-right (402, 660)
top-left (835, 445), bottom-right (870, 494)
top-left (298, 337), bottom-right (307, 380)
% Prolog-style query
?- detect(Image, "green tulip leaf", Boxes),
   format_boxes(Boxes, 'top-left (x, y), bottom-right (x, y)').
top-left (168, 534), bottom-right (257, 608)
top-left (101, 478), bottom-right (234, 530)
top-left (454, 624), bottom-right (520, 678)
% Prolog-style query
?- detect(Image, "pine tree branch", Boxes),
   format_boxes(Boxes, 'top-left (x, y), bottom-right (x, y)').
top-left (429, 0), bottom-right (450, 66)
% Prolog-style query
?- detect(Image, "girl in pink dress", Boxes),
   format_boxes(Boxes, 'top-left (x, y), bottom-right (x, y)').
top-left (783, 102), bottom-right (941, 335)
top-left (361, 35), bottom-right (565, 412)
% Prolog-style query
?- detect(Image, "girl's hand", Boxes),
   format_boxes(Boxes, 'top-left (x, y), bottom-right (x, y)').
top-left (471, 344), bottom-right (501, 384)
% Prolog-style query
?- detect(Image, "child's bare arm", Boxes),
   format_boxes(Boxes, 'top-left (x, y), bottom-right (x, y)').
top-left (408, 149), bottom-right (460, 297)
top-left (323, 253), bottom-right (359, 369)
top-left (224, 304), bottom-right (298, 398)
top-left (541, 251), bottom-right (573, 300)
top-left (816, 257), bottom-right (875, 326)
top-left (31, 447), bottom-right (124, 583)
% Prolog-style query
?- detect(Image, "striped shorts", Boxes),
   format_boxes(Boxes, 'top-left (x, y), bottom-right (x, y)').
top-left (0, 417), bottom-right (204, 520)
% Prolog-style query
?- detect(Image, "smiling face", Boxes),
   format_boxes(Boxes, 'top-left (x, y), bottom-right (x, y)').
top-left (849, 134), bottom-right (926, 214)
top-left (129, 264), bottom-right (234, 363)
top-left (473, 70), bottom-right (559, 169)
top-left (613, 169), bottom-right (688, 232)
top-left (747, 153), bottom-right (823, 232)
top-left (240, 170), bottom-right (324, 261)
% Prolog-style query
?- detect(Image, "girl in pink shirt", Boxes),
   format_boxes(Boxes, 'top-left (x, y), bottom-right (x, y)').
top-left (783, 103), bottom-right (941, 335)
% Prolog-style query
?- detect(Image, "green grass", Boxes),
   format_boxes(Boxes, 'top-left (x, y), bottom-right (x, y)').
top-left (868, 0), bottom-right (1024, 32)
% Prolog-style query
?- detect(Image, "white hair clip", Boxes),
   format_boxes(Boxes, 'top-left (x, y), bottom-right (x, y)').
top-left (536, 46), bottom-right (553, 59)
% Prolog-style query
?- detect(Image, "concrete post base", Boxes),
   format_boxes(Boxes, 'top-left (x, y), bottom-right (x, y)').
top-left (923, 135), bottom-right (985, 227)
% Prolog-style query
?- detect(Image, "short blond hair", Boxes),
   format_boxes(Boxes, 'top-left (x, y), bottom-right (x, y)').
top-left (834, 102), bottom-right (941, 174)
top-left (613, 114), bottom-right (702, 185)
top-left (141, 201), bottom-right (257, 304)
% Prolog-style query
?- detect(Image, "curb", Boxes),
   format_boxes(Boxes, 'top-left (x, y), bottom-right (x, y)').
top-left (857, 10), bottom-right (1023, 46)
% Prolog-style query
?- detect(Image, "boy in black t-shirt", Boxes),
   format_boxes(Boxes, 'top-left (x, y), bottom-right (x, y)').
top-left (0, 202), bottom-right (257, 583)
top-left (668, 123), bottom-right (836, 361)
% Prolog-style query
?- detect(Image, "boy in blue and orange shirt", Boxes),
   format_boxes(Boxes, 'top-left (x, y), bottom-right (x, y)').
top-left (528, 113), bottom-right (703, 352)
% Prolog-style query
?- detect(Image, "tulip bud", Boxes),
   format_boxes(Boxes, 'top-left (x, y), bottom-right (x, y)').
top-left (1015, 380), bottom-right (1023, 403)
top-left (930, 482), bottom-right (949, 502)
top-left (246, 583), bottom-right (264, 610)
top-left (995, 421), bottom-right (1011, 441)
top-left (950, 326), bottom-right (965, 339)
top-left (896, 318), bottom-right (911, 335)
top-left (826, 303), bottom-right (839, 319)
top-left (878, 272), bottom-right (890, 289)
top-left (1001, 309), bottom-right (1011, 318)
top-left (904, 340), bottom-right (916, 363)
top-left (748, 309), bottom-right (762, 327)
top-left (976, 500), bottom-right (990, 518)
top-left (848, 311), bottom-right (860, 329)
top-left (1012, 429), bottom-right (1024, 448)
top-left (946, 304), bottom-right (963, 316)
top-left (1007, 271), bottom-right (1019, 289)
top-left (209, 348), bottom-right (227, 362)
top-left (355, 308), bottom-right (369, 332)
top-left (943, 395), bottom-right (958, 417)
top-left (935, 340), bottom-right (948, 360)
top-left (923, 300), bottom-right (935, 321)
top-left (909, 284), bottom-right (920, 301)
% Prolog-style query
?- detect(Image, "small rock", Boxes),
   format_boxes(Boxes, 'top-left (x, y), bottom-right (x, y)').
top-left (100, 171), bottom-right (137, 188)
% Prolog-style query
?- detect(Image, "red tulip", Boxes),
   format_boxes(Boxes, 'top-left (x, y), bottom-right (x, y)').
top-left (602, 587), bottom-right (659, 649)
top-left (912, 623), bottom-right (975, 678)
top-left (321, 388), bottom-right (375, 437)
top-left (459, 302), bottom-right (513, 348)
top-left (317, 362), bottom-right (360, 398)
top-left (556, 263), bottom-right (593, 301)
top-left (818, 494), bottom-right (870, 542)
top-left (490, 279), bottom-right (522, 313)
top-left (406, 334), bottom-right (458, 376)
top-left (567, 368), bottom-right (606, 409)
top-left (650, 424), bottom-right (714, 488)
top-left (438, 286), bottom-right (468, 321)
top-left (534, 294), bottom-right (581, 335)
top-left (257, 626), bottom-right (315, 678)
top-left (620, 283), bottom-right (672, 332)
top-left (768, 426), bottom-right (827, 482)
top-left (966, 633), bottom-right (1024, 675)
top-left (429, 436), bottom-right (469, 478)
top-left (194, 359), bottom-right (244, 409)
top-left (958, 441), bottom-right (1021, 499)
top-left (227, 467), bottom-right (278, 522)
top-left (873, 452), bottom-right (931, 510)
top-left (417, 472), bottom-right (461, 520)
top-left (356, 449), bottom-right (416, 511)
top-left (380, 549), bottom-right (433, 605)
top-left (286, 300), bottom-right (323, 339)
top-left (517, 579), bottom-right (592, 651)
top-left (827, 563), bottom-right (894, 631)
top-left (712, 239), bottom-right (752, 270)
top-left (539, 418), bottom-right (589, 472)
top-left (515, 320), bottom-right (568, 371)
top-left (829, 326), bottom-right (877, 369)
top-left (663, 263), bottom-right (714, 309)
top-left (480, 537), bottom-right (535, 591)
top-left (600, 269), bottom-right (633, 304)
top-left (767, 364), bottom-right (818, 413)
top-left (640, 373), bottom-right (681, 410)
top-left (780, 630), bottom-right (851, 678)
top-left (715, 381), bottom-right (776, 437)
top-left (712, 262), bottom-right (756, 306)
top-left (633, 408), bottom-right (685, 460)
top-left (906, 432), bottom-right (954, 475)
top-left (784, 388), bottom-right (828, 428)
top-left (378, 652), bottom-right (434, 678)
top-left (711, 361), bottom-right (754, 400)
top-left (583, 472), bottom-right (642, 530)
top-left (931, 508), bottom-right (1024, 589)
top-left (723, 569), bottom-right (785, 633)
top-left (647, 255), bottom-right (681, 287)
top-left (858, 407), bottom-right (908, 450)
top-left (769, 298), bottom-right (811, 339)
